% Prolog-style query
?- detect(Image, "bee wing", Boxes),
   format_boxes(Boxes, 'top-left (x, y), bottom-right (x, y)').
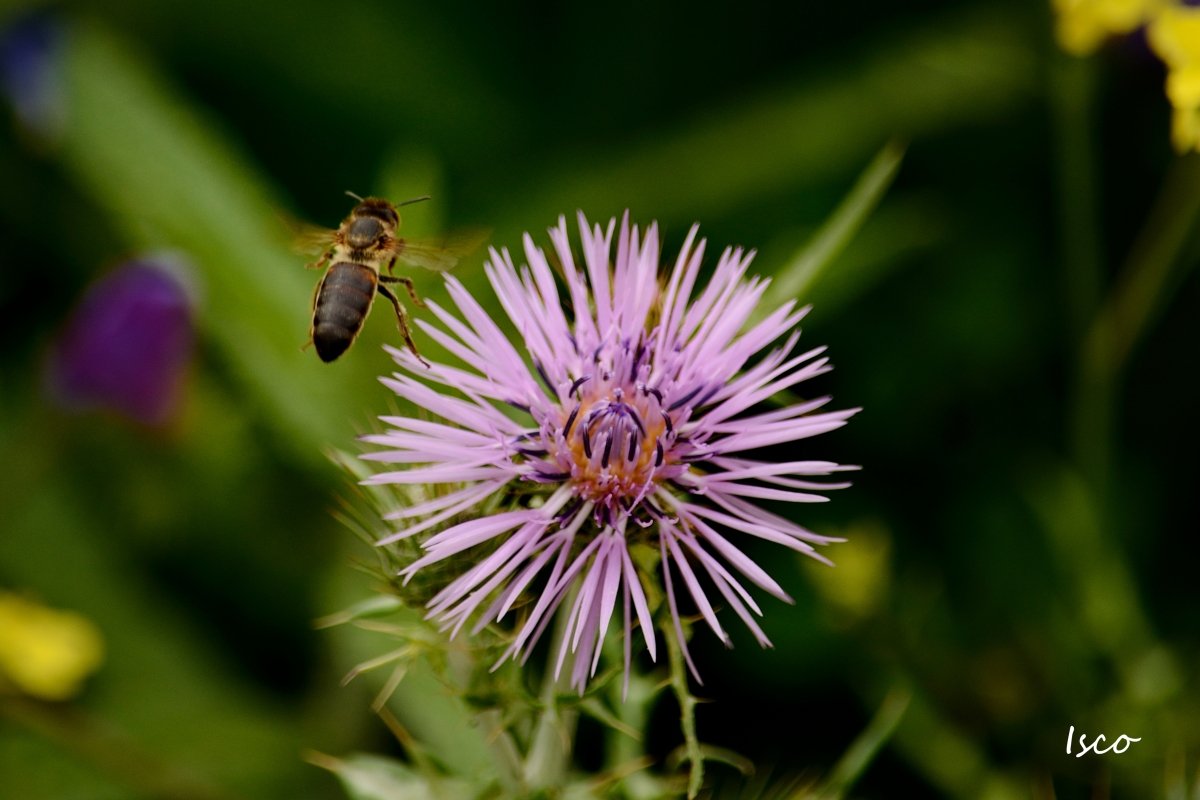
top-left (292, 225), bottom-right (339, 256)
top-left (390, 228), bottom-right (491, 271)
top-left (277, 209), bottom-right (339, 255)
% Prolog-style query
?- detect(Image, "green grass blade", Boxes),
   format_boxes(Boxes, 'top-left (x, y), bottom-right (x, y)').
top-left (812, 683), bottom-right (910, 800)
top-left (485, 8), bottom-right (1034, 244)
top-left (58, 21), bottom-right (386, 467)
top-left (765, 140), bottom-right (906, 311)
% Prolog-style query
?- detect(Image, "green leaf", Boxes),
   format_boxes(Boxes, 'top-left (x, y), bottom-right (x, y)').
top-left (482, 8), bottom-right (1034, 246)
top-left (763, 140), bottom-right (906, 312)
top-left (810, 684), bottom-right (910, 800)
top-left (307, 751), bottom-right (476, 800)
top-left (319, 567), bottom-right (495, 778)
top-left (796, 193), bottom-right (946, 322)
top-left (57, 21), bottom-right (394, 468)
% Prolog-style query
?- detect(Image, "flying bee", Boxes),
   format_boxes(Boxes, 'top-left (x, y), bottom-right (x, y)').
top-left (296, 193), bottom-right (483, 364)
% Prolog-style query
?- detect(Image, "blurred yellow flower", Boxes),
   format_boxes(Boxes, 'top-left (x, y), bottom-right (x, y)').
top-left (1148, 6), bottom-right (1200, 151)
top-left (0, 591), bottom-right (104, 701)
top-left (803, 519), bottom-right (892, 623)
top-left (1052, 0), bottom-right (1200, 152)
top-left (1052, 0), bottom-right (1159, 56)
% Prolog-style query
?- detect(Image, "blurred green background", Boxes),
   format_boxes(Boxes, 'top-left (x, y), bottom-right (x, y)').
top-left (0, 0), bottom-right (1196, 798)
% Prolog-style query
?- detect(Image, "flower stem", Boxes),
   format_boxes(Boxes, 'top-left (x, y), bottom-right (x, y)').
top-left (663, 621), bottom-right (703, 799)
top-left (525, 588), bottom-right (579, 791)
top-left (1050, 51), bottom-right (1104, 344)
top-left (1073, 152), bottom-right (1200, 490)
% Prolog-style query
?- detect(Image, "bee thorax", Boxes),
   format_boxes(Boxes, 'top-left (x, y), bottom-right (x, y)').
top-left (346, 216), bottom-right (384, 249)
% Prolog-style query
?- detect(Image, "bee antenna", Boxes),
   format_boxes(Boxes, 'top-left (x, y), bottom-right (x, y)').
top-left (396, 195), bottom-right (432, 207)
top-left (345, 190), bottom-right (365, 202)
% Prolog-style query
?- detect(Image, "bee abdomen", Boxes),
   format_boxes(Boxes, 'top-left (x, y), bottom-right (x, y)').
top-left (313, 262), bottom-right (377, 363)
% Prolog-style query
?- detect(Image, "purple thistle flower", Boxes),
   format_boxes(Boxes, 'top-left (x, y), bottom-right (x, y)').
top-left (362, 213), bottom-right (858, 692)
top-left (46, 259), bottom-right (196, 426)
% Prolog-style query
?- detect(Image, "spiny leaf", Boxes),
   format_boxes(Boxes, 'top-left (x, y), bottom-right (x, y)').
top-left (578, 697), bottom-right (642, 742)
top-left (314, 595), bottom-right (404, 629)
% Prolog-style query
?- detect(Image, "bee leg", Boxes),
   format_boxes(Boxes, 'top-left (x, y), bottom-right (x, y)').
top-left (386, 256), bottom-right (397, 276)
top-left (305, 249), bottom-right (332, 270)
top-left (309, 274), bottom-right (324, 314)
top-left (379, 275), bottom-right (426, 308)
top-left (378, 285), bottom-right (430, 367)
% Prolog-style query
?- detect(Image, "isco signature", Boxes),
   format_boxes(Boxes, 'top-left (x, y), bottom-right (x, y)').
top-left (1066, 726), bottom-right (1141, 757)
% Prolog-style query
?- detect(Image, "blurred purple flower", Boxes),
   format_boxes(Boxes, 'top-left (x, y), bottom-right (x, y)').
top-left (0, 10), bottom-right (65, 139)
top-left (47, 259), bottom-right (195, 426)
top-left (362, 213), bottom-right (858, 692)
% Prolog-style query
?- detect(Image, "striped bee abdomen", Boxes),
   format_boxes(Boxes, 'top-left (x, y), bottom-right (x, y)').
top-left (313, 262), bottom-right (377, 363)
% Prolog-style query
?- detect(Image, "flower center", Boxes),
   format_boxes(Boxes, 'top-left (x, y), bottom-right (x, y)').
top-left (546, 367), bottom-right (674, 513)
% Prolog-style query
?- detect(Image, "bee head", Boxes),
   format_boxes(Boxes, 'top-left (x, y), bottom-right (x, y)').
top-left (346, 199), bottom-right (399, 250)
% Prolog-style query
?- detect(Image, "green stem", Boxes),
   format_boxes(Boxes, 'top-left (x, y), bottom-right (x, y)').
top-left (1050, 52), bottom-right (1104, 343)
top-left (663, 621), bottom-right (703, 799)
top-left (602, 637), bottom-right (663, 800)
top-left (524, 588), bottom-right (579, 792)
top-left (478, 708), bottom-right (525, 796)
top-left (1073, 152), bottom-right (1200, 490)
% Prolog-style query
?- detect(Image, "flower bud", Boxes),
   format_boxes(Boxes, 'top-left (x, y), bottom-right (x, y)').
top-left (46, 259), bottom-right (196, 426)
